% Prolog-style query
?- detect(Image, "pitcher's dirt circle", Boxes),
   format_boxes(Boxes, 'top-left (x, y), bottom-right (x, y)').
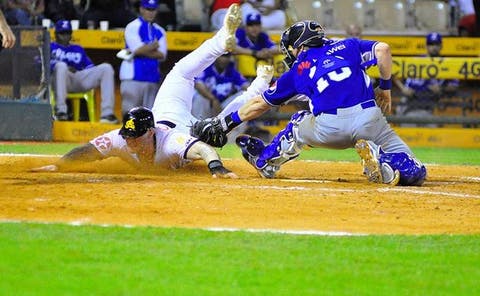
top-left (1, 156), bottom-right (479, 234)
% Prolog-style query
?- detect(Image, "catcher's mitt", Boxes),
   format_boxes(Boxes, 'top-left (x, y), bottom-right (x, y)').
top-left (190, 117), bottom-right (228, 148)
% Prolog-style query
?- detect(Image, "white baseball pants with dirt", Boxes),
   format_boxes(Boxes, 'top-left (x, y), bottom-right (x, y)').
top-left (152, 29), bottom-right (268, 134)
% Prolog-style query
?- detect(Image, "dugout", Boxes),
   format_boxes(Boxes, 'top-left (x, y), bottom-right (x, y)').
top-left (0, 27), bottom-right (479, 145)
top-left (0, 27), bottom-right (52, 141)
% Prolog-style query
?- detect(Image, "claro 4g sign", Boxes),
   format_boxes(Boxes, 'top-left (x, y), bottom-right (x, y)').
top-left (367, 57), bottom-right (480, 80)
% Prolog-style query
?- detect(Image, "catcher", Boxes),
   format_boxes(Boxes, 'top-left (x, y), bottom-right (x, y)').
top-left (31, 106), bottom-right (237, 179)
top-left (191, 21), bottom-right (427, 186)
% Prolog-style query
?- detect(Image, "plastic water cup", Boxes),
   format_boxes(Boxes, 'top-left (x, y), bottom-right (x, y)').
top-left (70, 20), bottom-right (80, 30)
top-left (99, 21), bottom-right (109, 31)
top-left (42, 18), bottom-right (51, 28)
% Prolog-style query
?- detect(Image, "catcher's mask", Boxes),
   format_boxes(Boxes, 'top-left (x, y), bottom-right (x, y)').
top-left (119, 106), bottom-right (155, 139)
top-left (280, 20), bottom-right (325, 68)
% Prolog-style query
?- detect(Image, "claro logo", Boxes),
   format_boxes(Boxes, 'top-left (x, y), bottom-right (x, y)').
top-left (173, 37), bottom-right (199, 46)
top-left (100, 36), bottom-right (123, 44)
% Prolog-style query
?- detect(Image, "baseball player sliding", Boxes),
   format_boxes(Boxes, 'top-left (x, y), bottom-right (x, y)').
top-left (31, 106), bottom-right (236, 178)
top-left (31, 4), bottom-right (249, 178)
top-left (191, 20), bottom-right (427, 186)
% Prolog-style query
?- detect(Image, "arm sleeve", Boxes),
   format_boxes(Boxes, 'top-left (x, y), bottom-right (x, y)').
top-left (125, 22), bottom-right (144, 52)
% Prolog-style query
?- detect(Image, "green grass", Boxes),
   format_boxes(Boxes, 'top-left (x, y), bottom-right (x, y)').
top-left (0, 223), bottom-right (479, 295)
top-left (2, 142), bottom-right (480, 165)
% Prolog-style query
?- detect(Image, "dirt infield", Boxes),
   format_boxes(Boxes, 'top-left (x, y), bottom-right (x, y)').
top-left (1, 155), bottom-right (479, 235)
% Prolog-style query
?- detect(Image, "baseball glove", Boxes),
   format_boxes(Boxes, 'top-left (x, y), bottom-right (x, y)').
top-left (190, 117), bottom-right (228, 148)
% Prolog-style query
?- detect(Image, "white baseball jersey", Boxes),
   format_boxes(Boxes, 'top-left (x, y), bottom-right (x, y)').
top-left (89, 127), bottom-right (199, 169)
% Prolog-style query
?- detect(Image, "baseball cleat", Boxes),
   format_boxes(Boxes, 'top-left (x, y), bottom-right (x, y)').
top-left (256, 64), bottom-right (274, 82)
top-left (245, 65), bottom-right (274, 96)
top-left (355, 139), bottom-right (399, 185)
top-left (222, 4), bottom-right (241, 52)
top-left (236, 135), bottom-right (279, 179)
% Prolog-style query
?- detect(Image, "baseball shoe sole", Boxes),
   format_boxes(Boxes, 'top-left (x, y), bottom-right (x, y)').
top-left (222, 4), bottom-right (241, 52)
top-left (245, 64), bottom-right (275, 96)
top-left (256, 64), bottom-right (274, 82)
top-left (355, 139), bottom-right (383, 184)
top-left (236, 134), bottom-right (278, 179)
top-left (355, 139), bottom-right (400, 185)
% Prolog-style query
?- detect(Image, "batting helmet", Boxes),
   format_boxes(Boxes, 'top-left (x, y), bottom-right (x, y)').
top-left (280, 21), bottom-right (325, 68)
top-left (119, 107), bottom-right (155, 139)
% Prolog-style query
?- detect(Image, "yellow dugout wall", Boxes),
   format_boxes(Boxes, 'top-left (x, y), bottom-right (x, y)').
top-left (49, 30), bottom-right (480, 57)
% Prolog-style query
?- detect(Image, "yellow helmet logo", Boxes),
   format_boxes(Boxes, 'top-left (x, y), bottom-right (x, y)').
top-left (124, 118), bottom-right (135, 130)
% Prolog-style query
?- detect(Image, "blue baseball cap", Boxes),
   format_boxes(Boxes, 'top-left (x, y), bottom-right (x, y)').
top-left (55, 20), bottom-right (72, 33)
top-left (426, 32), bottom-right (442, 45)
top-left (246, 13), bottom-right (261, 25)
top-left (141, 0), bottom-right (158, 9)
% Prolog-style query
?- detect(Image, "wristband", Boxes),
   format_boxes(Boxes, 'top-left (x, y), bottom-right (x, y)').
top-left (221, 112), bottom-right (242, 133)
top-left (379, 78), bottom-right (392, 90)
top-left (231, 111), bottom-right (242, 123)
top-left (208, 160), bottom-right (230, 175)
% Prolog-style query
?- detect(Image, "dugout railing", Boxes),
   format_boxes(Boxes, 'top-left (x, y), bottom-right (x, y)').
top-left (0, 26), bottom-right (52, 140)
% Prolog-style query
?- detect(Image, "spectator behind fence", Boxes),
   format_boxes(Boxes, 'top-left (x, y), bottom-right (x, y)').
top-left (209, 0), bottom-right (240, 31)
top-left (119, 0), bottom-right (167, 116)
top-left (80, 0), bottom-right (136, 29)
top-left (458, 13), bottom-right (478, 37)
top-left (233, 13), bottom-right (281, 60)
top-left (44, 0), bottom-right (79, 23)
top-left (50, 20), bottom-right (119, 123)
top-left (345, 23), bottom-right (362, 39)
top-left (192, 53), bottom-right (249, 120)
top-left (0, 9), bottom-right (16, 50)
top-left (4, 0), bottom-right (44, 25)
top-left (241, 0), bottom-right (286, 30)
top-left (394, 32), bottom-right (459, 127)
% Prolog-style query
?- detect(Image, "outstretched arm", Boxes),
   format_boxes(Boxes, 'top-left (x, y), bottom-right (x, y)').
top-left (30, 143), bottom-right (105, 172)
top-left (186, 141), bottom-right (238, 179)
top-left (190, 94), bottom-right (271, 148)
top-left (374, 42), bottom-right (393, 114)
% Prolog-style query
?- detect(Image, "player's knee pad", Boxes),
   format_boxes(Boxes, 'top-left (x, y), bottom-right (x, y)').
top-left (258, 111), bottom-right (308, 167)
top-left (379, 152), bottom-right (427, 186)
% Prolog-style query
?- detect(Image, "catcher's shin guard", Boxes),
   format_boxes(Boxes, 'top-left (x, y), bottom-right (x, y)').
top-left (236, 135), bottom-right (279, 178)
top-left (378, 151), bottom-right (427, 186)
top-left (256, 111), bottom-right (307, 172)
top-left (355, 140), bottom-right (426, 186)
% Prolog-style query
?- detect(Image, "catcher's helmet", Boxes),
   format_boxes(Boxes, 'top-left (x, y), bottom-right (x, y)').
top-left (280, 21), bottom-right (325, 68)
top-left (119, 106), bottom-right (155, 139)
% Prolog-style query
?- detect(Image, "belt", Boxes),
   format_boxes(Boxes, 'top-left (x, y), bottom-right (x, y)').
top-left (321, 100), bottom-right (376, 115)
top-left (156, 120), bottom-right (176, 128)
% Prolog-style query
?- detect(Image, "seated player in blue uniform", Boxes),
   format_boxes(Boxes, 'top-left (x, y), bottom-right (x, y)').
top-left (192, 21), bottom-right (427, 186)
top-left (192, 53), bottom-right (250, 119)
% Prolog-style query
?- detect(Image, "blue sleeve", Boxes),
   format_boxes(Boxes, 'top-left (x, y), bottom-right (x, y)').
top-left (78, 46), bottom-right (94, 70)
top-left (260, 32), bottom-right (276, 49)
top-left (357, 39), bottom-right (378, 68)
top-left (235, 29), bottom-right (249, 49)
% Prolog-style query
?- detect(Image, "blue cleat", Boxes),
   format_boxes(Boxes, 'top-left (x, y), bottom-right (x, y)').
top-left (236, 135), bottom-right (279, 178)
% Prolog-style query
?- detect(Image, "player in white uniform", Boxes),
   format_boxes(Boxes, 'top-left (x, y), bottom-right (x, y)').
top-left (151, 3), bottom-right (273, 134)
top-left (31, 107), bottom-right (237, 178)
top-left (30, 5), bottom-right (250, 178)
